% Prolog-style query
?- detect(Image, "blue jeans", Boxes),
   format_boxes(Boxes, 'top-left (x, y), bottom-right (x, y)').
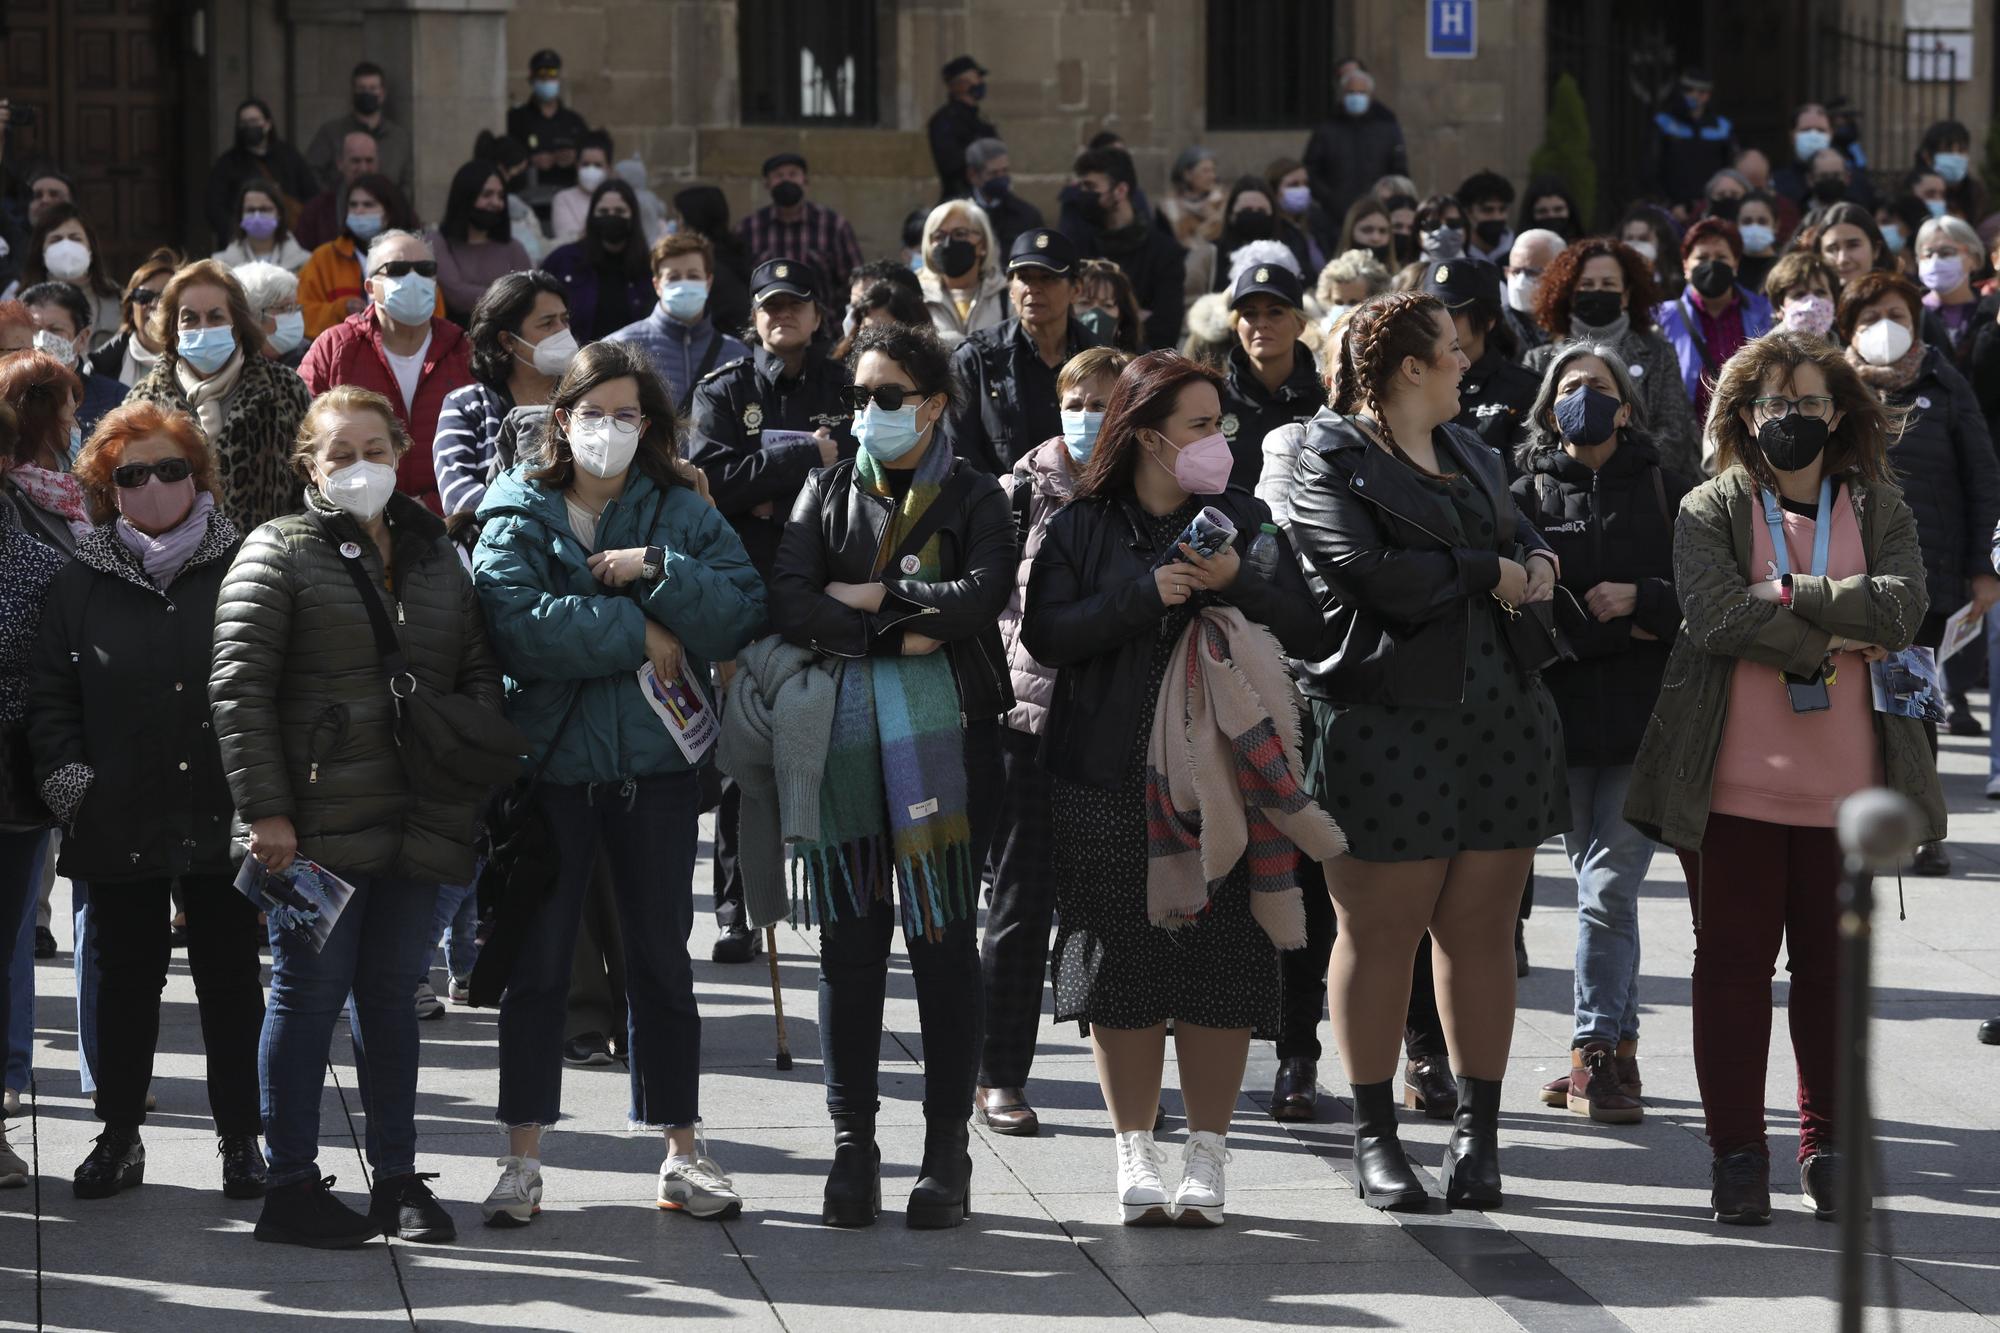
top-left (428, 877), bottom-right (480, 982)
top-left (1, 829), bottom-right (48, 1093)
top-left (497, 773), bottom-right (701, 1130)
top-left (71, 880), bottom-right (95, 1094)
top-left (1559, 765), bottom-right (1655, 1047)
top-left (1985, 608), bottom-right (2000, 778)
top-left (260, 871), bottom-right (439, 1189)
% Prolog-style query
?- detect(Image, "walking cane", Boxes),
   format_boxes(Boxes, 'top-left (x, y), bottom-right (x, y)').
top-left (766, 925), bottom-right (792, 1070)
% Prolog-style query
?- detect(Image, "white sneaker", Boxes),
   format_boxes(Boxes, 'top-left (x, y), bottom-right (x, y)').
top-left (2, 1087), bottom-right (18, 1117)
top-left (1115, 1129), bottom-right (1172, 1226)
top-left (1985, 774), bottom-right (2000, 800)
top-left (448, 976), bottom-right (471, 1005)
top-left (657, 1129), bottom-right (743, 1220)
top-left (481, 1154), bottom-right (542, 1227)
top-left (1174, 1130), bottom-right (1230, 1227)
top-left (414, 981), bottom-right (445, 1020)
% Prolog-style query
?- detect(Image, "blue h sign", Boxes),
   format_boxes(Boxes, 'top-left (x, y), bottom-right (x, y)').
top-left (1428, 0), bottom-right (1477, 59)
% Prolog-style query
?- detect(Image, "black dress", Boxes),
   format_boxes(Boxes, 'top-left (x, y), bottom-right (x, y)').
top-left (1048, 499), bottom-right (1283, 1039)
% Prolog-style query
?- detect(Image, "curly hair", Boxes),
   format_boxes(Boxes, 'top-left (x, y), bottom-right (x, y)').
top-left (1333, 291), bottom-right (1451, 474)
top-left (1533, 239), bottom-right (1659, 339)
top-left (1708, 330), bottom-right (1899, 491)
top-left (73, 402), bottom-right (216, 522)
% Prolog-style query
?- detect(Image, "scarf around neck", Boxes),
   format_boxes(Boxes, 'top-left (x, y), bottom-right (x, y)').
top-left (115, 490), bottom-right (215, 588)
top-left (1845, 338), bottom-right (1926, 393)
top-left (176, 350), bottom-right (246, 445)
top-left (7, 462), bottom-right (91, 535)
top-left (1569, 311), bottom-right (1632, 345)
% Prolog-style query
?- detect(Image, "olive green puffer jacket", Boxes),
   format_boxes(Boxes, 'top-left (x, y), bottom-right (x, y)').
top-left (210, 488), bottom-right (502, 885)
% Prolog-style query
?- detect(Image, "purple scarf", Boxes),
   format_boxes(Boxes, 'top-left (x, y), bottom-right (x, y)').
top-left (116, 491), bottom-right (215, 588)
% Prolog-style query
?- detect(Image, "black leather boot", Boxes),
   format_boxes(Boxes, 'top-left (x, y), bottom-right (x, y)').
top-left (906, 1116), bottom-right (972, 1229)
top-left (1349, 1080), bottom-right (1427, 1211)
top-left (821, 1113), bottom-right (881, 1228)
top-left (73, 1126), bottom-right (145, 1199)
top-left (1442, 1074), bottom-right (1504, 1209)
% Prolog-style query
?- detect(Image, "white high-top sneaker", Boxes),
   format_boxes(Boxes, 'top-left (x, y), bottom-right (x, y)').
top-left (1174, 1130), bottom-right (1231, 1226)
top-left (1115, 1129), bottom-right (1172, 1226)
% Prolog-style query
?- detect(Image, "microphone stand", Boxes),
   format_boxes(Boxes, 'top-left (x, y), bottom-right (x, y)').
top-left (1834, 849), bottom-right (1873, 1333)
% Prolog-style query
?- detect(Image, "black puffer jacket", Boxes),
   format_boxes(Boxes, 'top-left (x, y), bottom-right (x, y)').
top-left (770, 452), bottom-right (1015, 723)
top-left (29, 511), bottom-right (242, 883)
top-left (1287, 411), bottom-right (1553, 707)
top-left (1023, 484), bottom-right (1330, 790)
top-left (211, 490), bottom-right (502, 885)
top-left (1869, 348), bottom-right (2000, 616)
top-left (1510, 439), bottom-right (1691, 767)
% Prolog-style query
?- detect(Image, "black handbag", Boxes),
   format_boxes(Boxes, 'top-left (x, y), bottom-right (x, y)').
top-left (1496, 595), bottom-right (1571, 675)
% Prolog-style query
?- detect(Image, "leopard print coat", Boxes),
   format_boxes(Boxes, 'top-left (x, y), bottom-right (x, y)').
top-left (127, 353), bottom-right (313, 533)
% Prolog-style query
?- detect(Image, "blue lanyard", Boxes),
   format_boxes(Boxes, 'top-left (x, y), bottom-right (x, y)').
top-left (1759, 477), bottom-right (1833, 580)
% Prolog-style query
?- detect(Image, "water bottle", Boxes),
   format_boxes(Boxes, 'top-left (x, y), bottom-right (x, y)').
top-left (1245, 522), bottom-right (1281, 581)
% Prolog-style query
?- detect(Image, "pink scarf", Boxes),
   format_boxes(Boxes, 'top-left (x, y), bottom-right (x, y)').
top-left (115, 491), bottom-right (215, 588)
top-left (7, 463), bottom-right (91, 537)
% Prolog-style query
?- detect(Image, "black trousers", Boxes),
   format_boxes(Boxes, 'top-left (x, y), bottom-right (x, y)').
top-left (564, 849), bottom-right (627, 1046)
top-left (977, 725), bottom-right (1057, 1088)
top-left (712, 775), bottom-right (747, 931)
top-left (1275, 856), bottom-right (1449, 1063)
top-left (91, 873), bottom-right (263, 1134)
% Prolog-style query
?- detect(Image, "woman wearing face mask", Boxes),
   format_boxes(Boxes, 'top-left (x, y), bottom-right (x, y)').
top-left (978, 345), bottom-right (1132, 1139)
top-left (1074, 257), bottom-right (1143, 353)
top-left (1212, 178), bottom-right (1282, 294)
top-left (1510, 346), bottom-right (1691, 1130)
top-left (1916, 119), bottom-right (1984, 224)
top-left (19, 206), bottom-right (121, 349)
top-left (212, 385), bottom-right (503, 1247)
top-left (90, 250), bottom-right (183, 388)
top-left (767, 322), bottom-right (1013, 1229)
top-left (543, 180), bottom-right (656, 341)
top-left (548, 132), bottom-right (617, 249)
top-left (1837, 270), bottom-right (2000, 877)
top-left (1518, 178), bottom-right (1580, 245)
top-left (1337, 197), bottom-right (1396, 273)
top-left (916, 199), bottom-right (1007, 348)
top-left (1617, 205), bottom-right (1684, 298)
top-left (474, 340), bottom-right (764, 1231)
top-left (1414, 194), bottom-right (1470, 264)
top-left (1266, 158), bottom-right (1336, 277)
top-left (1763, 251), bottom-right (1842, 343)
top-left (232, 261), bottom-right (310, 371)
top-left (1654, 219), bottom-right (1775, 423)
top-left (1625, 330), bottom-right (1939, 1227)
top-left (127, 260), bottom-right (311, 533)
top-left (434, 270), bottom-right (574, 518)
top-left (1525, 239), bottom-right (1700, 479)
top-left (213, 181), bottom-right (310, 275)
top-left (1911, 214), bottom-right (1984, 370)
top-left (1808, 202), bottom-right (1955, 358)
top-left (1733, 191), bottom-right (1782, 292)
top-left (297, 174), bottom-right (421, 338)
top-left (0, 350), bottom-right (91, 552)
top-left (1023, 350), bottom-right (1331, 1227)
top-left (28, 403), bottom-right (267, 1203)
top-left (427, 161), bottom-right (533, 327)
top-left (1289, 293), bottom-right (1564, 1215)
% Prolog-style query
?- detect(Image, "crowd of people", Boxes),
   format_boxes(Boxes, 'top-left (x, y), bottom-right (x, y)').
top-left (0, 49), bottom-right (1996, 1249)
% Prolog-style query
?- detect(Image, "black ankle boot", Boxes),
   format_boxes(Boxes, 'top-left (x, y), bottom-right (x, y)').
top-left (822, 1113), bottom-right (881, 1228)
top-left (906, 1116), bottom-right (971, 1229)
top-left (1349, 1080), bottom-right (1427, 1211)
top-left (73, 1125), bottom-right (145, 1199)
top-left (1442, 1074), bottom-right (1504, 1209)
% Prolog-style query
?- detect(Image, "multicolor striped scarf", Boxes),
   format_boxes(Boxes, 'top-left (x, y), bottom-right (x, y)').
top-left (794, 440), bottom-right (974, 941)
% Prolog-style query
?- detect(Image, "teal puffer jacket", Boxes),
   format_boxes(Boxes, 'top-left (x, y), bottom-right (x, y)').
top-left (473, 464), bottom-right (767, 786)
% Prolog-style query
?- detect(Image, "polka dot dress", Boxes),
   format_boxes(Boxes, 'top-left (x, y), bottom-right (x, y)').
top-left (1311, 471), bottom-right (1569, 863)
top-left (1049, 500), bottom-right (1282, 1039)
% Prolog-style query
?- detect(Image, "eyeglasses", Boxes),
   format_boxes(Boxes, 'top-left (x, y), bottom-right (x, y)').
top-left (375, 261), bottom-right (438, 279)
top-left (571, 408), bottom-right (644, 428)
top-left (1750, 395), bottom-right (1836, 423)
top-left (130, 288), bottom-right (161, 306)
top-left (842, 384), bottom-right (928, 412)
top-left (112, 457), bottom-right (192, 488)
top-left (929, 227), bottom-right (979, 245)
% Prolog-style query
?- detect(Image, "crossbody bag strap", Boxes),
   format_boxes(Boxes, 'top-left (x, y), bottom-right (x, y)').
top-left (319, 518), bottom-right (419, 705)
top-left (1679, 296), bottom-right (1719, 374)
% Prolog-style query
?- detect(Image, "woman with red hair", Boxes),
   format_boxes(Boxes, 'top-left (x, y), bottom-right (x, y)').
top-left (0, 349), bottom-right (89, 553)
top-left (26, 401), bottom-right (267, 1202)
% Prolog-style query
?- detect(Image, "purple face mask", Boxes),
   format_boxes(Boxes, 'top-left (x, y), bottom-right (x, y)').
top-left (241, 213), bottom-right (280, 240)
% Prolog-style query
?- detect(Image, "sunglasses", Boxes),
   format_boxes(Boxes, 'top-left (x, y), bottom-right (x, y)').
top-left (375, 260), bottom-right (438, 279)
top-left (112, 457), bottom-right (192, 489)
top-left (841, 384), bottom-right (931, 412)
top-left (130, 288), bottom-right (162, 306)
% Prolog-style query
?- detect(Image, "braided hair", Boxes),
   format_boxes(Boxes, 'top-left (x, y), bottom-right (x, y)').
top-left (1335, 290), bottom-right (1455, 478)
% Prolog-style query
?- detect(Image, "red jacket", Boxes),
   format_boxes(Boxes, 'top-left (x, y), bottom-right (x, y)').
top-left (299, 311), bottom-right (472, 513)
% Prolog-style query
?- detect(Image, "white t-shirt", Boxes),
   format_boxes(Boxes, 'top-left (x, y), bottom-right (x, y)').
top-left (383, 330), bottom-right (433, 414)
top-left (564, 494), bottom-right (599, 551)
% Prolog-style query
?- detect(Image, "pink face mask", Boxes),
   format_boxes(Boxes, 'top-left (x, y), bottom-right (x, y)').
top-left (1781, 294), bottom-right (1835, 337)
top-left (1157, 430), bottom-right (1233, 495)
top-left (115, 475), bottom-right (197, 533)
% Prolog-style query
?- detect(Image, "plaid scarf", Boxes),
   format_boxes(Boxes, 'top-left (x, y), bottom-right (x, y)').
top-left (794, 441), bottom-right (974, 941)
top-left (1145, 606), bottom-right (1345, 950)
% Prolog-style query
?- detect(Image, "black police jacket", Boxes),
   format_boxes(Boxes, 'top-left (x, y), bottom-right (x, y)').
top-left (1454, 345), bottom-right (1540, 478)
top-left (1023, 485), bottom-right (1330, 790)
top-left (941, 316), bottom-right (1098, 476)
top-left (1221, 342), bottom-right (1324, 489)
top-left (1287, 410), bottom-right (1553, 708)
top-left (687, 345), bottom-right (856, 581)
top-left (1510, 438), bottom-right (1690, 767)
top-left (770, 452), bottom-right (1015, 724)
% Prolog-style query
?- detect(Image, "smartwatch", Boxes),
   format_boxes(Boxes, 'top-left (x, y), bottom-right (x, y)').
top-left (640, 545), bottom-right (664, 582)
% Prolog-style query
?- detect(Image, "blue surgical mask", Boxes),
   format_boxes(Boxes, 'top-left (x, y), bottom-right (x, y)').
top-left (377, 273), bottom-right (436, 326)
top-left (65, 422), bottom-right (82, 466)
top-left (660, 280), bottom-right (708, 322)
top-left (1280, 185), bottom-right (1312, 215)
top-left (1793, 128), bottom-right (1831, 161)
top-left (1738, 223), bottom-right (1775, 254)
top-left (1933, 151), bottom-right (1969, 184)
top-left (1881, 223), bottom-right (1906, 254)
top-left (533, 78), bottom-right (561, 102)
top-left (854, 401), bottom-right (925, 462)
top-left (269, 310), bottom-right (307, 355)
top-left (346, 211), bottom-right (384, 242)
top-left (1924, 197), bottom-right (1948, 218)
top-left (1342, 92), bottom-right (1370, 117)
top-left (1060, 409), bottom-right (1103, 464)
top-left (177, 325), bottom-right (238, 375)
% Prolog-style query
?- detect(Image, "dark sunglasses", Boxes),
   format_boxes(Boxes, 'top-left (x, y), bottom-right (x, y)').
top-left (375, 260), bottom-right (438, 279)
top-left (841, 384), bottom-right (930, 412)
top-left (112, 457), bottom-right (192, 489)
top-left (130, 288), bottom-right (162, 306)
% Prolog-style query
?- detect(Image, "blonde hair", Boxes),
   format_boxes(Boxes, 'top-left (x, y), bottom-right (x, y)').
top-left (292, 386), bottom-right (410, 480)
top-left (149, 259), bottom-right (267, 362)
top-left (920, 199), bottom-right (1000, 281)
top-left (1056, 346), bottom-right (1132, 396)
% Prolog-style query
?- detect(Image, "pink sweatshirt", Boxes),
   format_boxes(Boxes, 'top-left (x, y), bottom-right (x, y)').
top-left (1710, 485), bottom-right (1883, 827)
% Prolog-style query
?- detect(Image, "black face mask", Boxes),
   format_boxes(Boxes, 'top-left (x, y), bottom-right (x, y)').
top-left (1810, 177), bottom-right (1846, 204)
top-left (1392, 232), bottom-right (1420, 264)
top-left (470, 206), bottom-right (508, 234)
top-left (1369, 243), bottom-right (1394, 268)
top-left (1538, 215), bottom-right (1574, 241)
top-left (236, 124), bottom-right (268, 151)
top-left (1231, 210), bottom-right (1274, 241)
top-left (590, 214), bottom-right (633, 245)
top-left (1757, 413), bottom-right (1829, 472)
top-left (981, 174), bottom-right (1012, 199)
top-left (1077, 188), bottom-right (1110, 228)
top-left (353, 91), bottom-right (382, 116)
top-left (1708, 195), bottom-right (1742, 222)
top-left (929, 237), bottom-right (978, 279)
top-left (1690, 259), bottom-right (1736, 299)
top-left (1474, 217), bottom-right (1508, 248)
top-left (1570, 289), bottom-right (1624, 328)
top-left (770, 180), bottom-right (805, 208)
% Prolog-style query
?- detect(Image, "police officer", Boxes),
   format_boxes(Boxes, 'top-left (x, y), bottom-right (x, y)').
top-left (1218, 261), bottom-right (1322, 487)
top-left (686, 257), bottom-right (854, 963)
top-left (941, 227), bottom-right (1097, 475)
top-left (1422, 258), bottom-right (1539, 474)
top-left (928, 54), bottom-right (997, 204)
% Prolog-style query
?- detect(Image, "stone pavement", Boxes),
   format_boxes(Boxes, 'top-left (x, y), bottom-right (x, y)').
top-left (6, 731), bottom-right (2000, 1331)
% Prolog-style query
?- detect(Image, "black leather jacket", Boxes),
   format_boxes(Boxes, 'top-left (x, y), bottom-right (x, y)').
top-left (1288, 410), bottom-right (1552, 707)
top-left (770, 453), bottom-right (1015, 723)
top-left (1023, 484), bottom-right (1330, 790)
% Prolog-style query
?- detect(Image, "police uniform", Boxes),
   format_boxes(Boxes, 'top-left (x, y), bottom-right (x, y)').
top-left (941, 227), bottom-right (1099, 475)
top-left (1218, 262), bottom-right (1323, 489)
top-left (1424, 260), bottom-right (1539, 476)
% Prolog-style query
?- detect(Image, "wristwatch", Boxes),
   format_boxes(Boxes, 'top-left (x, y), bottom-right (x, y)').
top-left (640, 545), bottom-right (664, 582)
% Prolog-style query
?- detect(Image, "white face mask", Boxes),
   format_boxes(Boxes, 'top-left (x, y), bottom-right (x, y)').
top-left (31, 327), bottom-right (79, 368)
top-left (320, 459), bottom-right (399, 520)
top-left (44, 238), bottom-right (91, 281)
top-left (1854, 317), bottom-right (1914, 367)
top-left (519, 327), bottom-right (579, 378)
top-left (577, 164), bottom-right (608, 193)
top-left (1625, 238), bottom-right (1659, 264)
top-left (568, 414), bottom-right (641, 478)
top-left (1506, 271), bottom-right (1540, 315)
